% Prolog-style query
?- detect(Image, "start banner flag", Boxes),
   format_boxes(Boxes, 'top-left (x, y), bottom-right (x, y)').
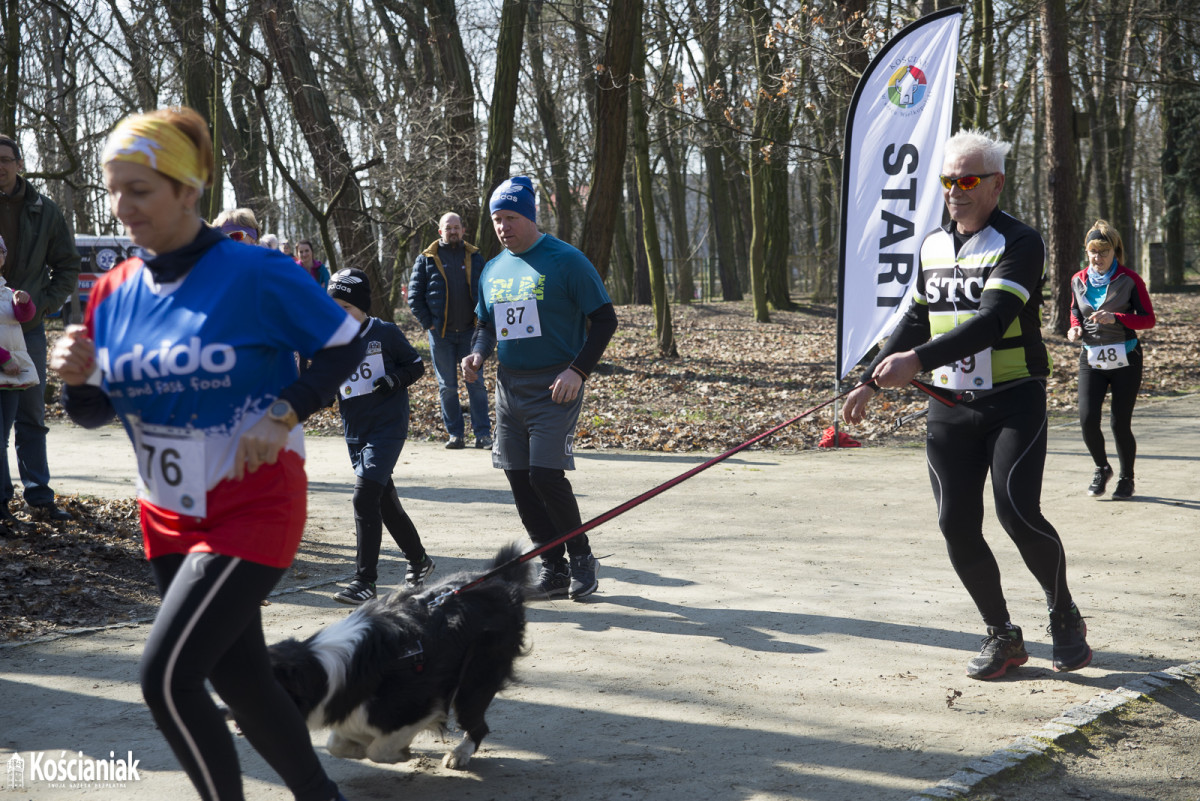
top-left (836, 6), bottom-right (964, 380)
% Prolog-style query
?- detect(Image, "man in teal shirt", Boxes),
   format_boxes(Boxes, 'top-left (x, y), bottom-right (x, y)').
top-left (462, 177), bottom-right (618, 600)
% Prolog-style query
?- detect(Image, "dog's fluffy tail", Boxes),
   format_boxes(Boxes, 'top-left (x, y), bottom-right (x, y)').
top-left (488, 542), bottom-right (534, 591)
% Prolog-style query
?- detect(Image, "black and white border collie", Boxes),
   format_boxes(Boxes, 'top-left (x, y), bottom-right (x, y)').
top-left (268, 545), bottom-right (529, 769)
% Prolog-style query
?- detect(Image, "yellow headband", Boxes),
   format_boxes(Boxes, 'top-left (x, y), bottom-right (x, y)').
top-left (102, 116), bottom-right (208, 189)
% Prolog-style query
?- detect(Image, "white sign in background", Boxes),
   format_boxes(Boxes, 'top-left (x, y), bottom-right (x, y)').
top-left (836, 7), bottom-right (964, 380)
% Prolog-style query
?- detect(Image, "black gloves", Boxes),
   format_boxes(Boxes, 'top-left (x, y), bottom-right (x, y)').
top-left (372, 374), bottom-right (399, 395)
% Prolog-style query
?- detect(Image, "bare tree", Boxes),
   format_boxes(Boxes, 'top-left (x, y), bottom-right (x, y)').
top-left (1041, 0), bottom-right (1081, 331)
top-left (579, 0), bottom-right (643, 280)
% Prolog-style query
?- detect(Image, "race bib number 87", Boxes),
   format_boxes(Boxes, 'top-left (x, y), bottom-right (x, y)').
top-left (494, 299), bottom-right (542, 341)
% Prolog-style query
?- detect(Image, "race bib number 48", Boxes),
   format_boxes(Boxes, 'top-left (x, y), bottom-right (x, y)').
top-left (1085, 342), bottom-right (1129, 370)
top-left (132, 421), bottom-right (207, 518)
top-left (494, 299), bottom-right (542, 341)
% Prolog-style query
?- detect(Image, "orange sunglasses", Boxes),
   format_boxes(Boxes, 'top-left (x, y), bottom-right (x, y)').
top-left (939, 173), bottom-right (997, 191)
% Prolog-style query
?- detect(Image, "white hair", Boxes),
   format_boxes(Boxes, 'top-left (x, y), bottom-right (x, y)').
top-left (260, 233), bottom-right (279, 249)
top-left (944, 129), bottom-right (1012, 174)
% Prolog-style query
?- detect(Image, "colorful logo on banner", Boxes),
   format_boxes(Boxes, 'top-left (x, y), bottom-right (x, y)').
top-left (887, 65), bottom-right (928, 108)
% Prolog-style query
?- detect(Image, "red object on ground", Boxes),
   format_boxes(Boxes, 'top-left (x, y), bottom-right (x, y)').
top-left (818, 426), bottom-right (861, 448)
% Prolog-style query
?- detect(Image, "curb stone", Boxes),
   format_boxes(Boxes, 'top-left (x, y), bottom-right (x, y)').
top-left (904, 661), bottom-right (1200, 801)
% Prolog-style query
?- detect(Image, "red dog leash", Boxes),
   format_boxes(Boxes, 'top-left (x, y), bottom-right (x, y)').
top-left (429, 380), bottom-right (891, 606)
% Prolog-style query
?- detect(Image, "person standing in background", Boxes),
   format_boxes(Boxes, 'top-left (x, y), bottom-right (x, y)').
top-left (296, 239), bottom-right (330, 289)
top-left (0, 133), bottom-right (81, 521)
top-left (408, 212), bottom-right (491, 450)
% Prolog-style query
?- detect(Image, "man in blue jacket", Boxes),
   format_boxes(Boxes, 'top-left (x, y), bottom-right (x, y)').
top-left (407, 212), bottom-right (491, 450)
top-left (0, 135), bottom-right (80, 521)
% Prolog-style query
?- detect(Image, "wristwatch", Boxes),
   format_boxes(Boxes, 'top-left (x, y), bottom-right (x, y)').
top-left (266, 399), bottom-right (299, 429)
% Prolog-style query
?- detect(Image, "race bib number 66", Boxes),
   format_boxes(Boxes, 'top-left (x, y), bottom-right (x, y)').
top-left (494, 299), bottom-right (542, 341)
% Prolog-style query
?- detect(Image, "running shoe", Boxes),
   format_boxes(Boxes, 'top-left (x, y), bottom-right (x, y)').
top-left (405, 554), bottom-right (436, 586)
top-left (568, 552), bottom-right (599, 600)
top-left (475, 435), bottom-right (493, 450)
top-left (1111, 477), bottom-right (1134, 501)
top-left (528, 560), bottom-right (570, 600)
top-left (445, 436), bottom-right (465, 450)
top-left (966, 625), bottom-right (1028, 680)
top-left (333, 579), bottom-right (376, 605)
top-left (1087, 464), bottom-right (1113, 497)
top-left (1048, 605), bottom-right (1092, 672)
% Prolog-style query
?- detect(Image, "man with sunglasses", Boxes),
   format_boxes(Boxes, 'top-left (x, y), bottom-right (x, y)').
top-left (0, 135), bottom-right (80, 521)
top-left (842, 129), bottom-right (1091, 681)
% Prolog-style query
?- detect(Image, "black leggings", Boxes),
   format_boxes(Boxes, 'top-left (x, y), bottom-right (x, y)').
top-left (925, 381), bottom-right (1073, 628)
top-left (352, 475), bottom-right (424, 583)
top-left (505, 467), bottom-right (590, 563)
top-left (142, 553), bottom-right (336, 801)
top-left (1078, 345), bottom-right (1142, 479)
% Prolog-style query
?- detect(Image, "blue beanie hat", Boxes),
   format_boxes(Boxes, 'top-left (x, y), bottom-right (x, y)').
top-left (489, 177), bottom-right (536, 223)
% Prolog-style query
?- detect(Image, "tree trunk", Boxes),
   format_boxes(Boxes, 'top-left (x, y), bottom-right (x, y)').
top-left (0, 0), bottom-right (17, 132)
top-left (628, 159), bottom-right (651, 305)
top-left (703, 147), bottom-right (742, 301)
top-left (476, 0), bottom-right (527, 260)
top-left (657, 108), bottom-right (694, 304)
top-left (164, 0), bottom-right (217, 216)
top-left (765, 157), bottom-right (795, 310)
top-left (632, 31), bottom-right (677, 357)
top-left (423, 0), bottom-right (479, 237)
top-left (739, 0), bottom-right (771, 323)
top-left (687, 0), bottom-right (741, 300)
top-left (528, 0), bottom-right (573, 244)
top-left (1159, 0), bottom-right (1186, 286)
top-left (579, 0), bottom-right (644, 280)
top-left (260, 0), bottom-right (386, 316)
top-left (611, 181), bottom-right (635, 305)
top-left (1040, 0), bottom-right (1080, 333)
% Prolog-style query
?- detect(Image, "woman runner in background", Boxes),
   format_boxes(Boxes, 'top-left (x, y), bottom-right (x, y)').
top-left (1067, 220), bottom-right (1156, 500)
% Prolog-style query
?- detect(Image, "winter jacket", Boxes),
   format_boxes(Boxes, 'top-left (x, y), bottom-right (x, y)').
top-left (1069, 264), bottom-right (1155, 347)
top-left (7, 177), bottom-right (80, 331)
top-left (407, 239), bottom-right (483, 336)
top-left (0, 277), bottom-right (38, 388)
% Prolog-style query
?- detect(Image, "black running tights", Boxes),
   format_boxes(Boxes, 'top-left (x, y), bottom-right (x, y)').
top-left (142, 552), bottom-right (336, 801)
top-left (1077, 346), bottom-right (1142, 479)
top-left (353, 475), bottom-right (424, 583)
top-left (505, 467), bottom-right (589, 563)
top-left (925, 382), bottom-right (1074, 628)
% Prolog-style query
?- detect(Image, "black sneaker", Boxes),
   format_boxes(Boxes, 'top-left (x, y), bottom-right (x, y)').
top-left (404, 554), bottom-right (436, 586)
top-left (1087, 464), bottom-right (1113, 497)
top-left (568, 553), bottom-right (599, 600)
top-left (445, 436), bottom-right (465, 450)
top-left (965, 625), bottom-right (1028, 680)
top-left (528, 560), bottom-right (570, 600)
top-left (333, 579), bottom-right (376, 605)
top-left (29, 502), bottom-right (72, 522)
top-left (475, 435), bottom-right (493, 450)
top-left (1111, 477), bottom-right (1134, 501)
top-left (1048, 605), bottom-right (1092, 672)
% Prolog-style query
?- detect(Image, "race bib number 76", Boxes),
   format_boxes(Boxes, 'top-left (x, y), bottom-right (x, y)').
top-left (131, 420), bottom-right (207, 518)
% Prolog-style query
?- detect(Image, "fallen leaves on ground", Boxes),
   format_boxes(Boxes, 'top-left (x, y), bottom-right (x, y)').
top-left (0, 497), bottom-right (154, 641)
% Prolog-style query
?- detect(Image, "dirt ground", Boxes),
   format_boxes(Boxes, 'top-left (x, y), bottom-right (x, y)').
top-left (2, 391), bottom-right (1198, 800)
